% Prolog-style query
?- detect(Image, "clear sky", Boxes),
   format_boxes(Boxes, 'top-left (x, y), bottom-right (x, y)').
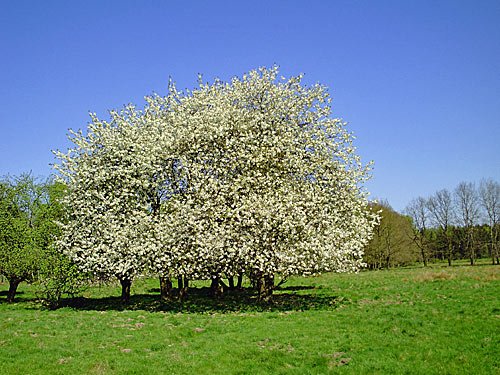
top-left (1, 0), bottom-right (499, 212)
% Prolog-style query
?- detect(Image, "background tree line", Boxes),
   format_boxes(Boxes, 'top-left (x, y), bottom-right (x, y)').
top-left (364, 179), bottom-right (499, 269)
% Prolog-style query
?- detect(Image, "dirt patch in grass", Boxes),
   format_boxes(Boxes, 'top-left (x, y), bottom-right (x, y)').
top-left (472, 268), bottom-right (499, 282)
top-left (414, 271), bottom-right (456, 282)
top-left (323, 352), bottom-right (352, 368)
top-left (90, 361), bottom-right (110, 375)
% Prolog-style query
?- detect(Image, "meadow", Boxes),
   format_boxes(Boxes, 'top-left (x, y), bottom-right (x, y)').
top-left (1, 261), bottom-right (498, 374)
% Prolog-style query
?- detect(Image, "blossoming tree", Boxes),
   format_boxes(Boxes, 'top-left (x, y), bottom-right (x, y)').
top-left (55, 67), bottom-right (378, 302)
top-left (153, 67), bottom-right (378, 299)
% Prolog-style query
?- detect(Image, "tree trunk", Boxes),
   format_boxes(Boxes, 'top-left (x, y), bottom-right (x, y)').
top-left (490, 229), bottom-right (499, 265)
top-left (466, 231), bottom-right (474, 266)
top-left (7, 278), bottom-right (21, 303)
top-left (228, 276), bottom-right (235, 290)
top-left (237, 274), bottom-right (243, 289)
top-left (470, 232), bottom-right (475, 266)
top-left (420, 244), bottom-right (428, 267)
top-left (265, 274), bottom-right (274, 294)
top-left (257, 275), bottom-right (264, 299)
top-left (447, 241), bottom-right (452, 266)
top-left (257, 273), bottom-right (274, 301)
top-left (159, 276), bottom-right (172, 300)
top-left (119, 278), bottom-right (132, 303)
top-left (210, 277), bottom-right (217, 291)
top-left (419, 229), bottom-right (428, 267)
top-left (210, 277), bottom-right (223, 297)
top-left (179, 277), bottom-right (189, 299)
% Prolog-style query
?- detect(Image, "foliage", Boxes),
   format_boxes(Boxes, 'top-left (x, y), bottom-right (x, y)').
top-left (54, 66), bottom-right (378, 300)
top-left (35, 248), bottom-right (88, 309)
top-left (0, 174), bottom-right (46, 301)
top-left (364, 201), bottom-right (418, 268)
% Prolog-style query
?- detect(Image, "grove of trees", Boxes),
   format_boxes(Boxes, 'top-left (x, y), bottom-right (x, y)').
top-left (367, 179), bottom-right (499, 269)
top-left (52, 67), bottom-right (379, 302)
top-left (416, 180), bottom-right (499, 266)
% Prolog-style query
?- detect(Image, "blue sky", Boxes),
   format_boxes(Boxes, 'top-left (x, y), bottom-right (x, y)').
top-left (1, 0), bottom-right (499, 211)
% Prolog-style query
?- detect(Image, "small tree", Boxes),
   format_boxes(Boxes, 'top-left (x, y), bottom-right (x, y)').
top-left (479, 179), bottom-right (499, 264)
top-left (33, 180), bottom-right (87, 308)
top-left (454, 182), bottom-right (480, 265)
top-left (365, 201), bottom-right (417, 269)
top-left (405, 197), bottom-right (431, 266)
top-left (0, 174), bottom-right (44, 302)
top-left (427, 189), bottom-right (455, 266)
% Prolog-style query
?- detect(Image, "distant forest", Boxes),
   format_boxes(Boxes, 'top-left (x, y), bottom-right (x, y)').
top-left (365, 179), bottom-right (499, 269)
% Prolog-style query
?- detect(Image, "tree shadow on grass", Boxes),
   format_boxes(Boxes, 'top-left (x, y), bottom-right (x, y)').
top-left (276, 285), bottom-right (317, 291)
top-left (0, 290), bottom-right (24, 296)
top-left (57, 287), bottom-right (347, 313)
top-left (0, 290), bottom-right (35, 305)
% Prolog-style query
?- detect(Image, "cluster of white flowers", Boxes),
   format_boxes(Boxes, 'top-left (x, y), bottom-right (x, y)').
top-left (54, 66), bottom-right (379, 287)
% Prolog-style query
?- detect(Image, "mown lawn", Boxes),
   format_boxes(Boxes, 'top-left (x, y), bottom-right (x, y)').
top-left (1, 261), bottom-right (498, 374)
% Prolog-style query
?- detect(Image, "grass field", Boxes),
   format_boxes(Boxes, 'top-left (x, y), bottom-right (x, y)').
top-left (1, 261), bottom-right (498, 374)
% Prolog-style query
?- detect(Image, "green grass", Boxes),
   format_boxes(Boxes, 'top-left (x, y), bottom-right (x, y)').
top-left (1, 261), bottom-right (499, 374)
